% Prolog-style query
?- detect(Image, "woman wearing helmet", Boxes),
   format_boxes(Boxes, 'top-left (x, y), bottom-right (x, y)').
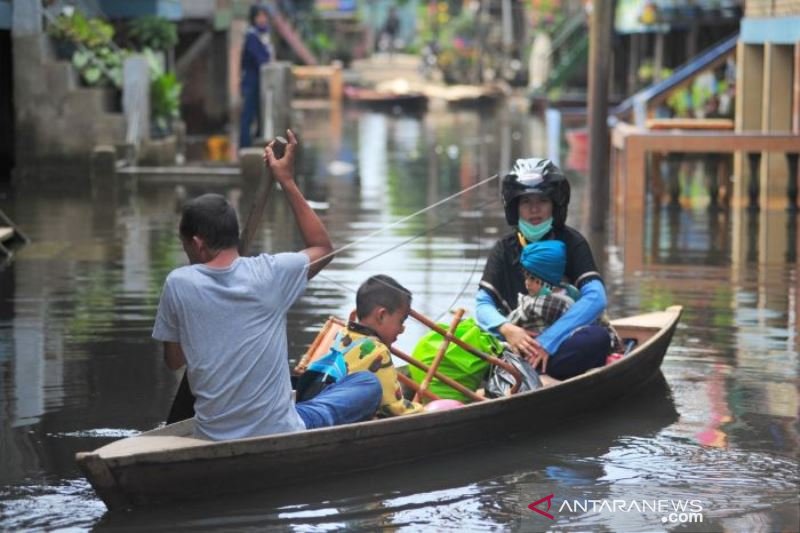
top-left (476, 158), bottom-right (612, 380)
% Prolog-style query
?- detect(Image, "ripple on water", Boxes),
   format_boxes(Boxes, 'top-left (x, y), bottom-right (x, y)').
top-left (589, 436), bottom-right (798, 518)
top-left (0, 479), bottom-right (106, 531)
top-left (47, 428), bottom-right (142, 439)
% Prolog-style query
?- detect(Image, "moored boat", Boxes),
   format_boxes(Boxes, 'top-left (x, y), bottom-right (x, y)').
top-left (343, 85), bottom-right (428, 112)
top-left (77, 306), bottom-right (682, 511)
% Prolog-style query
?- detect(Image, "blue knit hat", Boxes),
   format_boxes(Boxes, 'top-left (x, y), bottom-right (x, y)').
top-left (520, 240), bottom-right (566, 286)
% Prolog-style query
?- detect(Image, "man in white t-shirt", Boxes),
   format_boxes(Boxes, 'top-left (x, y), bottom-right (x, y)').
top-left (153, 130), bottom-right (381, 440)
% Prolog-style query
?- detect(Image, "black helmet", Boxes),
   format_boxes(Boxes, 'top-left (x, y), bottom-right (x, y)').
top-left (501, 158), bottom-right (570, 228)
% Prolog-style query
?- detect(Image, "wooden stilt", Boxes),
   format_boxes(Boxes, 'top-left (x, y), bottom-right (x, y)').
top-left (748, 152), bottom-right (761, 210)
top-left (787, 153), bottom-right (798, 212)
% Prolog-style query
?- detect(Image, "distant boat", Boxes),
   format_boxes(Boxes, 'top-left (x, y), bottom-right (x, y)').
top-left (76, 306), bottom-right (683, 511)
top-left (343, 85), bottom-right (428, 112)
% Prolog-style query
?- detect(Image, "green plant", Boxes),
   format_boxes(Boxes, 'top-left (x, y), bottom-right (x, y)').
top-left (151, 72), bottom-right (182, 134)
top-left (47, 10), bottom-right (114, 48)
top-left (145, 50), bottom-right (182, 135)
top-left (72, 45), bottom-right (124, 87)
top-left (128, 16), bottom-right (178, 52)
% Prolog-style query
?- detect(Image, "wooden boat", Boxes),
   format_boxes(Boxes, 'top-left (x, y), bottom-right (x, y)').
top-left (76, 306), bottom-right (682, 511)
top-left (343, 85), bottom-right (428, 112)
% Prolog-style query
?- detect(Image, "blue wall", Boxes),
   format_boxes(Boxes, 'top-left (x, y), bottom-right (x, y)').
top-left (96, 0), bottom-right (182, 21)
top-left (741, 16), bottom-right (800, 44)
top-left (0, 1), bottom-right (11, 30)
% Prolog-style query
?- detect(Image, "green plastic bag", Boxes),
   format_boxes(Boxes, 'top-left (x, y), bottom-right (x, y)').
top-left (409, 317), bottom-right (503, 402)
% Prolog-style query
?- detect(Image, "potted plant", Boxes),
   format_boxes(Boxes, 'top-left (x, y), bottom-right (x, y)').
top-left (128, 16), bottom-right (178, 52)
top-left (72, 45), bottom-right (124, 87)
top-left (47, 8), bottom-right (115, 60)
top-left (145, 49), bottom-right (182, 138)
top-left (46, 8), bottom-right (125, 87)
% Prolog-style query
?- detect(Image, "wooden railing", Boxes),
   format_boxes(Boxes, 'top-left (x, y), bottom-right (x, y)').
top-left (291, 64), bottom-right (343, 107)
top-left (611, 121), bottom-right (800, 213)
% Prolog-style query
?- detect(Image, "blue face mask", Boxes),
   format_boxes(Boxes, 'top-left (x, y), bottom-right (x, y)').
top-left (518, 217), bottom-right (553, 243)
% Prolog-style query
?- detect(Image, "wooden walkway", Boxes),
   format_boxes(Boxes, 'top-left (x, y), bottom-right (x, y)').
top-left (611, 121), bottom-right (800, 270)
top-left (612, 121), bottom-right (800, 212)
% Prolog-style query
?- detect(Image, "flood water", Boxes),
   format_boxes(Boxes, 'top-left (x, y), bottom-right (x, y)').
top-left (1, 102), bottom-right (798, 532)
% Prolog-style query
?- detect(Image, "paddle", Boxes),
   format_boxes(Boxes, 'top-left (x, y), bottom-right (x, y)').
top-left (239, 136), bottom-right (287, 256)
top-left (165, 136), bottom-right (288, 424)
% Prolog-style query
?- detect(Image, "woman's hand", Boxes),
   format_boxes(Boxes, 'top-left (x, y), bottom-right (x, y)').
top-left (263, 129), bottom-right (298, 187)
top-left (525, 341), bottom-right (549, 374)
top-left (499, 322), bottom-right (549, 373)
top-left (499, 322), bottom-right (537, 357)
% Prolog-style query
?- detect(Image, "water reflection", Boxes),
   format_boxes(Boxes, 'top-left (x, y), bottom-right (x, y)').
top-left (0, 104), bottom-right (797, 530)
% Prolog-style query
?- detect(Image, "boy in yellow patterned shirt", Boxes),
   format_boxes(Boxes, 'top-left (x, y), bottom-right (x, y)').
top-left (296, 275), bottom-right (423, 417)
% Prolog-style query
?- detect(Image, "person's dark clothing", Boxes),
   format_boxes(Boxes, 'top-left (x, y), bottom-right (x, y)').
top-left (239, 26), bottom-right (272, 148)
top-left (479, 227), bottom-right (602, 314)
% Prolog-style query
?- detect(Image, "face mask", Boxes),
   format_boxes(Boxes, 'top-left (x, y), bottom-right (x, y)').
top-left (518, 217), bottom-right (553, 243)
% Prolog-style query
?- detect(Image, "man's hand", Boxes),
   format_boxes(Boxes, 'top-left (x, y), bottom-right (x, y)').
top-left (263, 129), bottom-right (297, 186)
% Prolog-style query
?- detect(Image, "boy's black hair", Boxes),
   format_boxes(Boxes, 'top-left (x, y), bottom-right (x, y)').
top-left (356, 275), bottom-right (412, 320)
top-left (179, 193), bottom-right (240, 250)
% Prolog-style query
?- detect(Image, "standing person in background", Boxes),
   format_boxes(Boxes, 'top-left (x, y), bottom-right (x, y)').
top-left (379, 6), bottom-right (400, 55)
top-left (239, 4), bottom-right (274, 148)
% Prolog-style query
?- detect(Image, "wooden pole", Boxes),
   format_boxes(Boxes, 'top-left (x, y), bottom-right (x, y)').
top-left (794, 41), bottom-right (799, 135)
top-left (409, 309), bottom-right (522, 394)
top-left (238, 137), bottom-right (286, 256)
top-left (398, 373), bottom-right (440, 402)
top-left (389, 345), bottom-right (485, 402)
top-left (588, 0), bottom-right (615, 231)
top-left (413, 309), bottom-right (465, 402)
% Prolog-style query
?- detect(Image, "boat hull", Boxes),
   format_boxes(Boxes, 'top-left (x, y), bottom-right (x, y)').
top-left (77, 306), bottom-right (682, 510)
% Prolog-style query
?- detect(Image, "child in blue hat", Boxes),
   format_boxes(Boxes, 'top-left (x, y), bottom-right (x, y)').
top-left (509, 241), bottom-right (622, 353)
top-left (507, 240), bottom-right (576, 333)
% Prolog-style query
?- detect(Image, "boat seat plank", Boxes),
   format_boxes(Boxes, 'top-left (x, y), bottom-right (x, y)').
top-left (97, 436), bottom-right (209, 459)
top-left (0, 227), bottom-right (13, 242)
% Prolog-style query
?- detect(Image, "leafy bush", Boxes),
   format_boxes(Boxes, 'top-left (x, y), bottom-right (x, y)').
top-left (48, 9), bottom-right (125, 87)
top-left (128, 16), bottom-right (178, 52)
top-left (145, 50), bottom-right (182, 136)
top-left (72, 45), bottom-right (124, 87)
top-left (47, 10), bottom-right (114, 48)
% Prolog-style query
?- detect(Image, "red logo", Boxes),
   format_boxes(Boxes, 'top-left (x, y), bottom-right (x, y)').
top-left (528, 494), bottom-right (555, 520)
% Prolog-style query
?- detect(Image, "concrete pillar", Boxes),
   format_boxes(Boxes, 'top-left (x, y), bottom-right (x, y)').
top-left (228, 19), bottom-right (247, 123)
top-left (260, 61), bottom-right (293, 141)
top-left (239, 147), bottom-right (264, 182)
top-left (11, 0), bottom-right (42, 36)
top-left (91, 145), bottom-right (116, 176)
top-left (123, 55), bottom-right (150, 146)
